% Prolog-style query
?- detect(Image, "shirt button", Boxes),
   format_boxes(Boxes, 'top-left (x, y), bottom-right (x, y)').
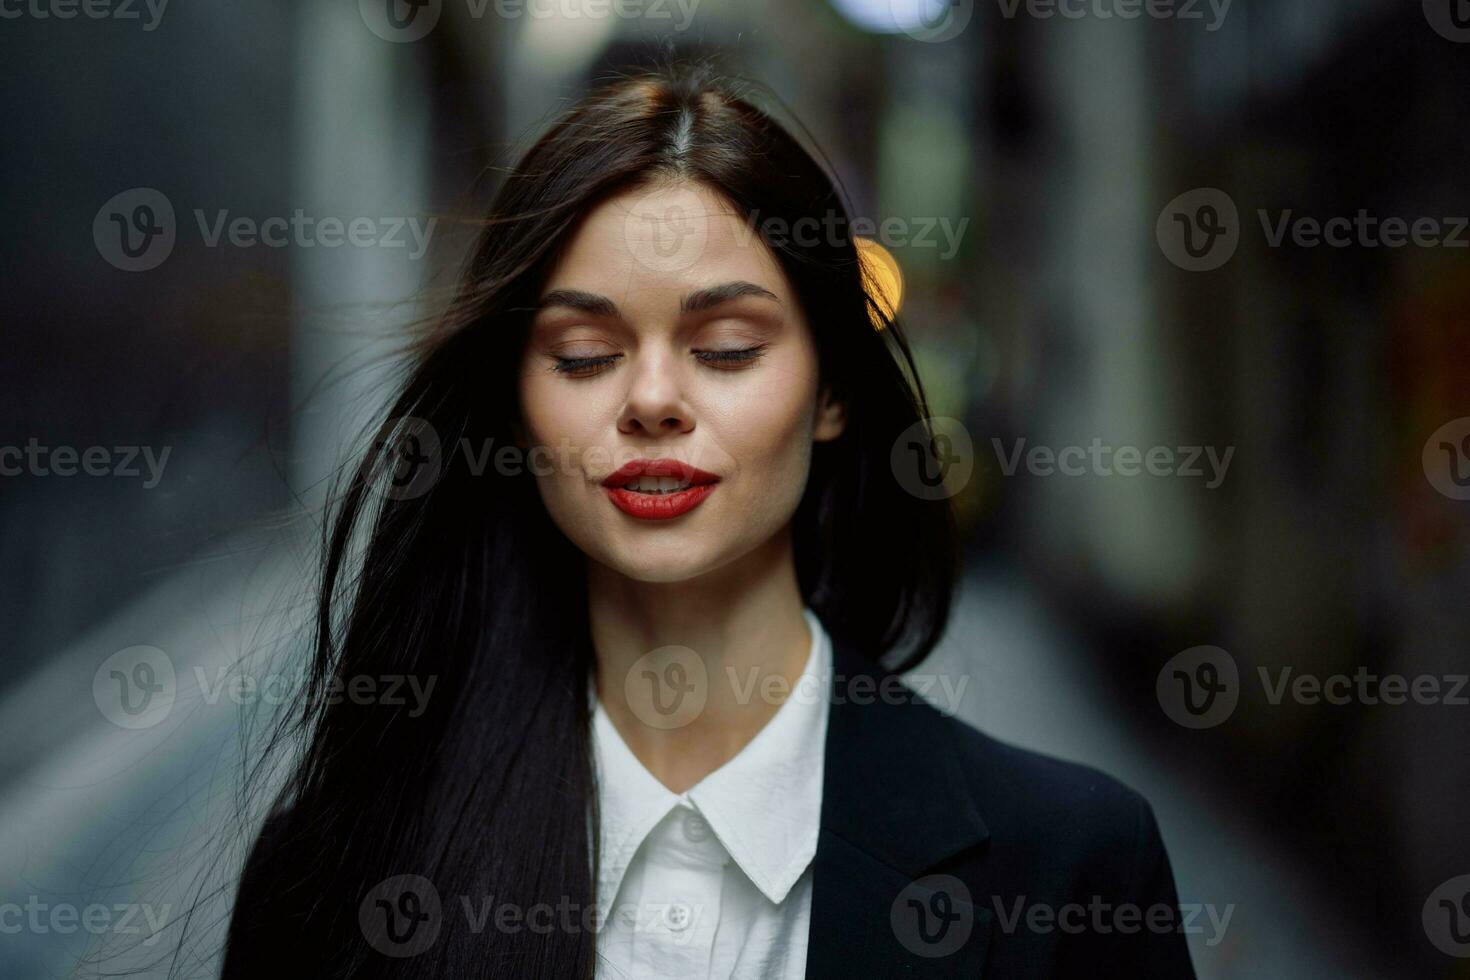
top-left (666, 902), bottom-right (692, 932)
top-left (682, 812), bottom-right (711, 843)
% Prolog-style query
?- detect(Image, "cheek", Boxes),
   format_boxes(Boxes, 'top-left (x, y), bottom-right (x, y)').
top-left (710, 368), bottom-right (818, 508)
top-left (517, 374), bottom-right (601, 522)
top-left (520, 371), bottom-right (612, 457)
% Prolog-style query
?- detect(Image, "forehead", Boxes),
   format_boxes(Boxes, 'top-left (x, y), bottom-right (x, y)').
top-left (542, 180), bottom-right (793, 305)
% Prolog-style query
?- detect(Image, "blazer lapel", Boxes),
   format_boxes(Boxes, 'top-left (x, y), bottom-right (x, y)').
top-left (804, 634), bottom-right (993, 978)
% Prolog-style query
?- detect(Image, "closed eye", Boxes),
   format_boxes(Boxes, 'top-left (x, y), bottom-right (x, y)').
top-left (693, 343), bottom-right (769, 368)
top-left (552, 345), bottom-right (769, 377)
top-left (552, 354), bottom-right (621, 376)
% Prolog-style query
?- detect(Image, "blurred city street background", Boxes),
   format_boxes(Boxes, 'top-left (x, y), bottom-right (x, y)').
top-left (3, 0), bottom-right (1469, 976)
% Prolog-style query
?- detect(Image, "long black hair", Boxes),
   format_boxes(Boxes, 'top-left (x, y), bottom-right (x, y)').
top-left (222, 62), bottom-right (959, 979)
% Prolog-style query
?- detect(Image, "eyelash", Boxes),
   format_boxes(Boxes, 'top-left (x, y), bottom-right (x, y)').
top-left (552, 344), bottom-right (769, 376)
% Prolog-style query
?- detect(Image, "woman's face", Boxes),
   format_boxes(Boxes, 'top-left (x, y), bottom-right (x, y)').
top-left (516, 179), bottom-right (846, 584)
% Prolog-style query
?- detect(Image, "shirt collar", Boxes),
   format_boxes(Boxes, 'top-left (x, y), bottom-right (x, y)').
top-left (591, 607), bottom-right (832, 907)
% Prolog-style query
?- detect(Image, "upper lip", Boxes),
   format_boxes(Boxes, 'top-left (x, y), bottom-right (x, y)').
top-left (601, 458), bottom-right (721, 488)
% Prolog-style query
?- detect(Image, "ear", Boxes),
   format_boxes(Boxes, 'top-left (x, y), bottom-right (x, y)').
top-left (813, 384), bottom-right (847, 442)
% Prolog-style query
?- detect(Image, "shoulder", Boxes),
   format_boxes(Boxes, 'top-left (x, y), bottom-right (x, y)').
top-left (222, 807), bottom-right (302, 978)
top-left (913, 701), bottom-right (1194, 974)
top-left (939, 706), bottom-right (1158, 841)
top-left (916, 698), bottom-right (1177, 900)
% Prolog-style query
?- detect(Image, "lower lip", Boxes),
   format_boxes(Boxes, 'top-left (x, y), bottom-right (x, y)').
top-left (604, 483), bottom-right (718, 520)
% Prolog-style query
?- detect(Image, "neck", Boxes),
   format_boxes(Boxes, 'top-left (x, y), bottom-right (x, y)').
top-left (587, 528), bottom-right (813, 794)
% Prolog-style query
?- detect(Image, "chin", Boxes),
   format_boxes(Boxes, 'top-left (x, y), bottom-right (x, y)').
top-left (597, 537), bottom-right (724, 584)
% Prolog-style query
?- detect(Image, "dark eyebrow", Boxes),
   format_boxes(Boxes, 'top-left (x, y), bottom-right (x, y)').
top-left (536, 289), bottom-right (620, 317)
top-left (535, 281), bottom-right (780, 319)
top-left (680, 281), bottom-right (780, 315)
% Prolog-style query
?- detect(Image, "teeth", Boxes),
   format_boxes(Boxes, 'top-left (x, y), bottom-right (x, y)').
top-left (624, 475), bottom-right (691, 494)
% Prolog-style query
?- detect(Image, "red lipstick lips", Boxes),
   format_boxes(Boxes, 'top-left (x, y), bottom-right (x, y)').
top-left (601, 458), bottom-right (720, 520)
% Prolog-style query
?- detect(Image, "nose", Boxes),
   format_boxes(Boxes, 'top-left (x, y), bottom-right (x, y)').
top-left (616, 349), bottom-right (694, 437)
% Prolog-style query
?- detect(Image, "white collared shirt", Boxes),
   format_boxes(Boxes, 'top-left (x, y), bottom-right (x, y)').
top-left (590, 607), bottom-right (832, 980)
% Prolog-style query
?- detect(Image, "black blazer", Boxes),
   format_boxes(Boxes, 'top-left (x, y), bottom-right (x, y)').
top-left (224, 634), bottom-right (1196, 978)
top-left (805, 634), bottom-right (1195, 977)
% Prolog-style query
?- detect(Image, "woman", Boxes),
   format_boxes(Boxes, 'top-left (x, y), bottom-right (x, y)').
top-left (221, 65), bottom-right (1195, 979)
